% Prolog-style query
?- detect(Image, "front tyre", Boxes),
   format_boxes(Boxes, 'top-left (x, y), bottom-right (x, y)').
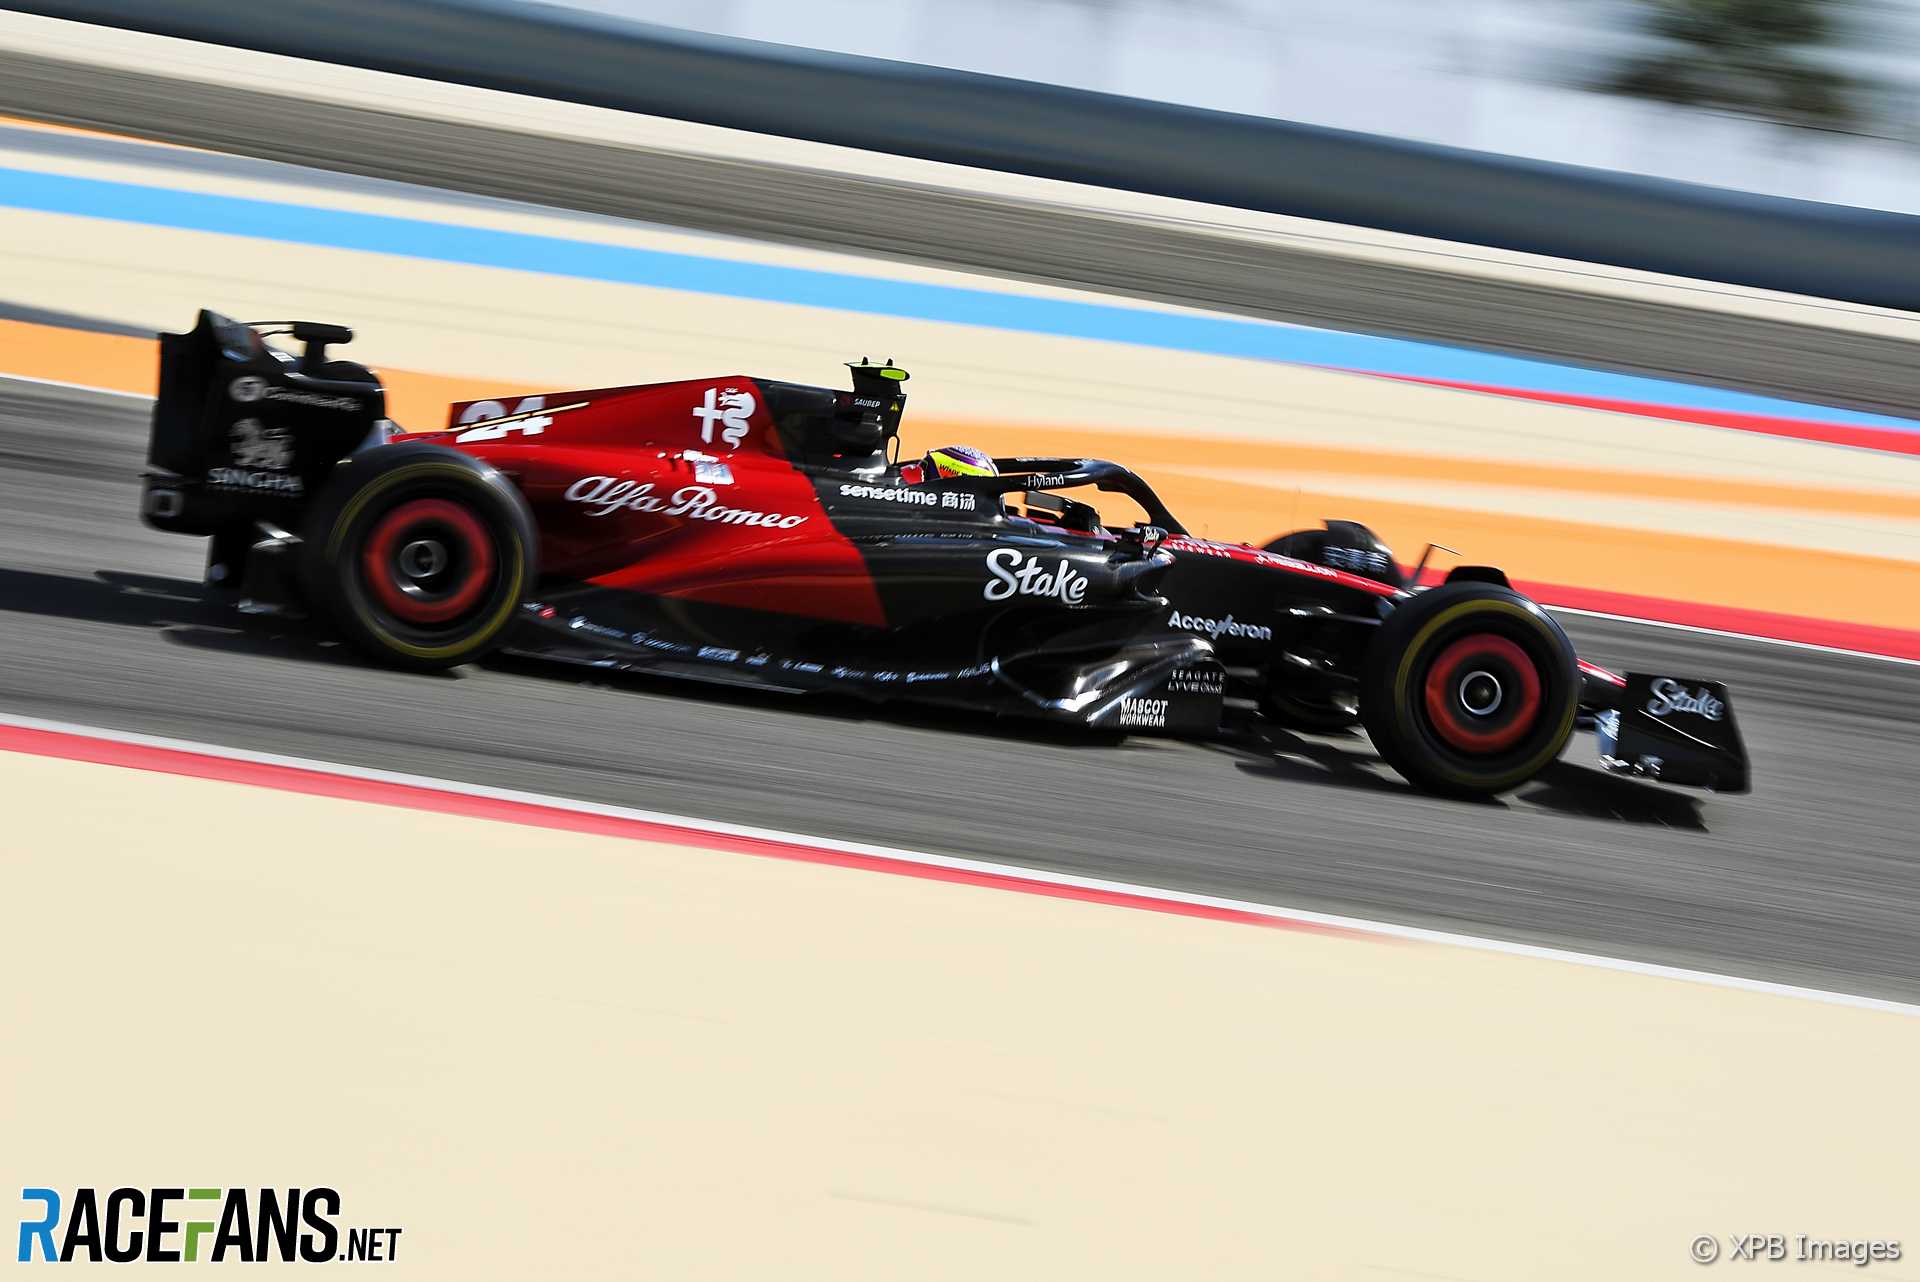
top-left (1360, 583), bottom-right (1577, 795)
top-left (300, 444), bottom-right (535, 671)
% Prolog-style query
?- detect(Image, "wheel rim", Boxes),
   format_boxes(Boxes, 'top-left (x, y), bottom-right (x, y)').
top-left (1422, 633), bottom-right (1541, 754)
top-left (360, 498), bottom-right (496, 626)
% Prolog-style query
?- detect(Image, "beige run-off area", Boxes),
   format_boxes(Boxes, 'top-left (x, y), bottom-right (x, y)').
top-left (4, 748), bottom-right (1916, 1281)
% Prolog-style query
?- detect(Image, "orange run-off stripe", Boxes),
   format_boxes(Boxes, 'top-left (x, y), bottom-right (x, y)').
top-left (0, 112), bottom-right (196, 148)
top-left (31, 319), bottom-right (1920, 519)
top-left (7, 318), bottom-right (1919, 641)
top-left (1360, 370), bottom-right (1920, 458)
top-left (923, 417), bottom-right (1920, 638)
top-left (0, 319), bottom-right (522, 427)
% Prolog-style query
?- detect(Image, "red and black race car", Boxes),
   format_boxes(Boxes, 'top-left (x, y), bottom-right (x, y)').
top-left (138, 311), bottom-right (1748, 796)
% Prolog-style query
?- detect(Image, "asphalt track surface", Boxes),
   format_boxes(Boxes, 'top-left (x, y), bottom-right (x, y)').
top-left (5, 47), bottom-right (1920, 420)
top-left (6, 377), bottom-right (1919, 1001)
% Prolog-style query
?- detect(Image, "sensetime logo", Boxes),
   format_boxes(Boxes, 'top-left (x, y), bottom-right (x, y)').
top-left (17, 1187), bottom-right (403, 1264)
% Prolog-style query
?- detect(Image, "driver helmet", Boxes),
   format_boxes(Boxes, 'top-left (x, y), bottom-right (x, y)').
top-left (916, 444), bottom-right (997, 481)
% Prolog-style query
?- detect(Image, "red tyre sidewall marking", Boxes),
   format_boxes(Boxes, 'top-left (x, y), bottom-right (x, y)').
top-left (1423, 633), bottom-right (1542, 754)
top-left (360, 498), bottom-right (495, 625)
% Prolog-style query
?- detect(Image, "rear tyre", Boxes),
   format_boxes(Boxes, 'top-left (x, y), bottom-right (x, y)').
top-left (300, 444), bottom-right (535, 671)
top-left (1360, 583), bottom-right (1577, 795)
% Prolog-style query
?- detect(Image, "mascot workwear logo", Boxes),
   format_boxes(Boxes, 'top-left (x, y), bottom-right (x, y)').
top-left (692, 386), bottom-right (755, 448)
top-left (16, 1187), bottom-right (402, 1264)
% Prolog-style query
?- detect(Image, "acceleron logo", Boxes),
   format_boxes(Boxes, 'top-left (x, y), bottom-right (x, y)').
top-left (17, 1187), bottom-right (403, 1264)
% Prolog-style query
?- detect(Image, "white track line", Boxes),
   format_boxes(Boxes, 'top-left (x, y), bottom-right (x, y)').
top-left (1545, 603), bottom-right (1920, 668)
top-left (2, 707), bottom-right (1915, 1018)
top-left (2, 370), bottom-right (151, 399)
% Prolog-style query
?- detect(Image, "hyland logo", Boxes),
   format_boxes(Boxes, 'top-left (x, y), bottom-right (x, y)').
top-left (17, 1187), bottom-right (402, 1264)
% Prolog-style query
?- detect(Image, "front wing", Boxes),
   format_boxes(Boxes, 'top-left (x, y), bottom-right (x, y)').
top-left (1590, 672), bottom-right (1750, 793)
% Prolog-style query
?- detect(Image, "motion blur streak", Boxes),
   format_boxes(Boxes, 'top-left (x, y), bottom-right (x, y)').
top-left (4, 113), bottom-right (1919, 633)
top-left (6, 376), bottom-right (1920, 1002)
top-left (0, 18), bottom-right (1918, 1000)
top-left (5, 160), bottom-right (1916, 434)
top-left (1, 28), bottom-right (1919, 421)
top-left (5, 11), bottom-right (1919, 1281)
top-left (8, 708), bottom-right (1920, 1012)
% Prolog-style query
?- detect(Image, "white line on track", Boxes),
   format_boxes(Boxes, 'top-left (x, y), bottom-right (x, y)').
top-left (3, 707), bottom-right (1915, 1019)
top-left (7, 366), bottom-right (1918, 1009)
top-left (1546, 603), bottom-right (1920, 669)
top-left (1, 370), bottom-right (151, 400)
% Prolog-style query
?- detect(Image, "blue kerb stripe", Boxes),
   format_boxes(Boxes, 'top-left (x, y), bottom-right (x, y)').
top-left (4, 164), bottom-right (1915, 433)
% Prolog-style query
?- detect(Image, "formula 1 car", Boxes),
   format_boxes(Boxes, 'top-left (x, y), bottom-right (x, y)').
top-left (138, 311), bottom-right (1749, 796)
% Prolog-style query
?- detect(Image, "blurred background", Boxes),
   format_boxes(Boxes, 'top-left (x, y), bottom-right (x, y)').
top-left (549, 0), bottom-right (1920, 209)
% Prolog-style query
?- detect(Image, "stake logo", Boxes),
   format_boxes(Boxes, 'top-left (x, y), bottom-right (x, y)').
top-left (983, 549), bottom-right (1089, 605)
top-left (1645, 678), bottom-right (1724, 721)
top-left (17, 1188), bottom-right (402, 1265)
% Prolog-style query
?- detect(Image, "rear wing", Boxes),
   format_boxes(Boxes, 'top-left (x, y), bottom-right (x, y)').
top-left (142, 310), bottom-right (387, 536)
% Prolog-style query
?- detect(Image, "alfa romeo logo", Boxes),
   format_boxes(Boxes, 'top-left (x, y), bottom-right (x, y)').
top-left (229, 375), bottom-right (269, 403)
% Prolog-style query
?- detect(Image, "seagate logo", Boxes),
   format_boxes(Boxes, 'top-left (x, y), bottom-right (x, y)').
top-left (1167, 667), bottom-right (1225, 696)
